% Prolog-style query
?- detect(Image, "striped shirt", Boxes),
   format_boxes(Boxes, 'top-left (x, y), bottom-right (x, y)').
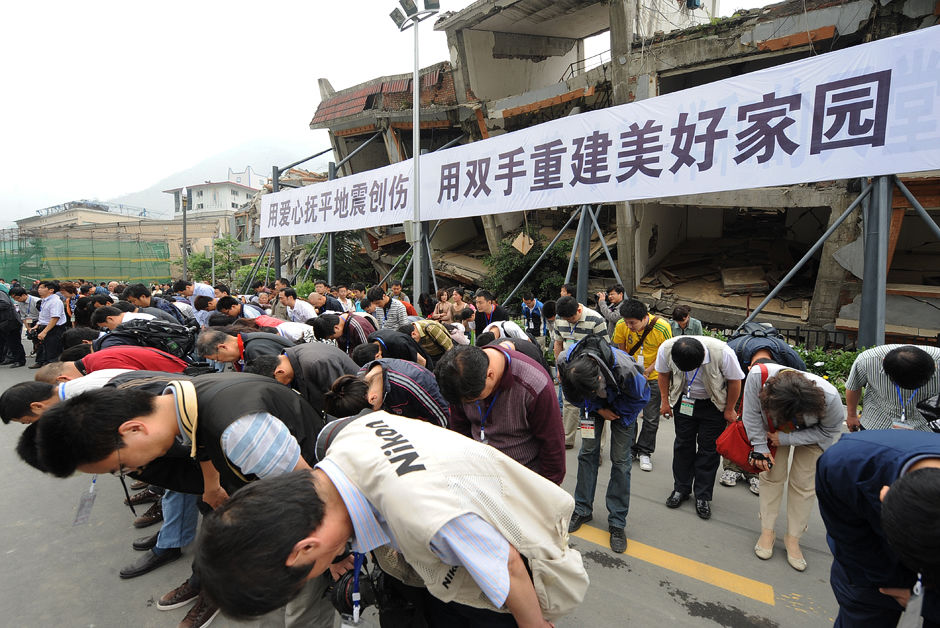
top-left (317, 459), bottom-right (511, 607)
top-left (846, 344), bottom-right (940, 431)
top-left (220, 413), bottom-right (301, 477)
top-left (360, 358), bottom-right (449, 427)
top-left (338, 313), bottom-right (376, 355)
top-left (552, 304), bottom-right (609, 348)
top-left (450, 347), bottom-right (566, 484)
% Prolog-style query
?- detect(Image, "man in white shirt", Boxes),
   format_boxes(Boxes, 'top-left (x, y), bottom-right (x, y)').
top-left (280, 289), bottom-right (317, 324)
top-left (90, 306), bottom-right (155, 331)
top-left (31, 281), bottom-right (68, 367)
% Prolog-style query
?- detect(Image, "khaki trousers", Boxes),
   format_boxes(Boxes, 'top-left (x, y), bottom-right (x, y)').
top-left (758, 444), bottom-right (823, 538)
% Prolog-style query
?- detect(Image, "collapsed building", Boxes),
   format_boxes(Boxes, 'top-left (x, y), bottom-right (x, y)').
top-left (258, 0), bottom-right (939, 342)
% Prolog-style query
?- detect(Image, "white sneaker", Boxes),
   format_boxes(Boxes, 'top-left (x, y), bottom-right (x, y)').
top-left (719, 469), bottom-right (740, 486)
top-left (638, 455), bottom-right (653, 472)
top-left (749, 476), bottom-right (760, 495)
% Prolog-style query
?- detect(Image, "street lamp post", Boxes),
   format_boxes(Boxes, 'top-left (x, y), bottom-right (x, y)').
top-left (390, 0), bottom-right (438, 303)
top-left (181, 187), bottom-right (189, 280)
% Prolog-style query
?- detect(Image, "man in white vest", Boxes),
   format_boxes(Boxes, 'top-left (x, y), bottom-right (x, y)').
top-left (195, 412), bottom-right (589, 627)
top-left (655, 336), bottom-right (745, 520)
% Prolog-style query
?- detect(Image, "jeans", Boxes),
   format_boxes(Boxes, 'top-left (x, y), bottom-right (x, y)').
top-left (671, 398), bottom-right (725, 501)
top-left (633, 382), bottom-right (661, 456)
top-left (573, 415), bottom-right (636, 529)
top-left (155, 490), bottom-right (199, 551)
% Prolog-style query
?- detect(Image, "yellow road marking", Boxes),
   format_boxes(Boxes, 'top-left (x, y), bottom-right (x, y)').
top-left (571, 523), bottom-right (776, 606)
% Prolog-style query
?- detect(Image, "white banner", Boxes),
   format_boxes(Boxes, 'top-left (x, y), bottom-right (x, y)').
top-left (261, 26), bottom-right (940, 238)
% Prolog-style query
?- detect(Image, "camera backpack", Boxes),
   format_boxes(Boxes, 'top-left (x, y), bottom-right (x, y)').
top-left (93, 318), bottom-right (197, 361)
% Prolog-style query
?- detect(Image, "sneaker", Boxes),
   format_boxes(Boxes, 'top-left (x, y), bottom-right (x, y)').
top-left (719, 469), bottom-right (740, 487)
top-left (749, 476), bottom-right (760, 495)
top-left (157, 579), bottom-right (199, 610)
top-left (133, 500), bottom-right (163, 528)
top-left (638, 455), bottom-right (653, 472)
top-left (568, 512), bottom-right (593, 533)
top-left (609, 527), bottom-right (627, 553)
top-left (179, 594), bottom-right (220, 628)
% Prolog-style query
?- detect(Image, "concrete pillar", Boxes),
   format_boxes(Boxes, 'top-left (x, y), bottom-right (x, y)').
top-left (808, 192), bottom-right (860, 326)
top-left (610, 0), bottom-right (638, 295)
top-left (481, 215), bottom-right (503, 256)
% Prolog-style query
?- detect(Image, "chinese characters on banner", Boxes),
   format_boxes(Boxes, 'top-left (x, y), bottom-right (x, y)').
top-left (260, 26), bottom-right (940, 239)
top-left (260, 162), bottom-right (414, 238)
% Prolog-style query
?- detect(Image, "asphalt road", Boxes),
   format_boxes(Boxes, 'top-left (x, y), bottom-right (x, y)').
top-left (0, 360), bottom-right (838, 627)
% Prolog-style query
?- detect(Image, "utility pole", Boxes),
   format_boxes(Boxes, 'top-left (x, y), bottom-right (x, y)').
top-left (610, 0), bottom-right (637, 295)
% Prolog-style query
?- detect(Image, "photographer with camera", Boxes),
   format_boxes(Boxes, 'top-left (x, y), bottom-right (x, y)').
top-left (195, 412), bottom-right (589, 627)
top-left (741, 363), bottom-right (844, 572)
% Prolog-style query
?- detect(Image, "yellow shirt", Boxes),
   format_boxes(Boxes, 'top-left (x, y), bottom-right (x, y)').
top-left (612, 316), bottom-right (673, 380)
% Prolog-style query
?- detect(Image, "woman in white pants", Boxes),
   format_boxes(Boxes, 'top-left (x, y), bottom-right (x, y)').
top-left (742, 363), bottom-right (844, 571)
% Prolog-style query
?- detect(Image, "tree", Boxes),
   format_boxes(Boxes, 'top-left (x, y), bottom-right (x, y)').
top-left (173, 252), bottom-right (212, 283)
top-left (482, 229), bottom-right (572, 313)
top-left (211, 235), bottom-right (242, 284)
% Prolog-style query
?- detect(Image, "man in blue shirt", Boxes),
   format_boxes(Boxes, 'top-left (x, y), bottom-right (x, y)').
top-left (521, 293), bottom-right (545, 338)
top-left (558, 336), bottom-right (649, 554)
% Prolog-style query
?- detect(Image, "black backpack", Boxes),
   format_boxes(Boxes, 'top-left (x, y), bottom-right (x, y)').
top-left (730, 321), bottom-right (781, 340)
top-left (93, 318), bottom-right (197, 361)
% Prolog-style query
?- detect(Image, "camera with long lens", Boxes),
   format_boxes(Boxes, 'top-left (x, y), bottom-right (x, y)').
top-left (25, 327), bottom-right (41, 342)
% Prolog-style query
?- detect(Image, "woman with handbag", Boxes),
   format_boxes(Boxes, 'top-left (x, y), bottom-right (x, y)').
top-left (742, 363), bottom-right (844, 571)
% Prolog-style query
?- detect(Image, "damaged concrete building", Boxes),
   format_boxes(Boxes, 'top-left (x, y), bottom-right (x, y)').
top-left (305, 0), bottom-right (939, 342)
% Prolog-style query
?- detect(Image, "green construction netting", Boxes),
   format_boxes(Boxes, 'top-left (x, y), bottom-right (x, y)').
top-left (0, 236), bottom-right (172, 284)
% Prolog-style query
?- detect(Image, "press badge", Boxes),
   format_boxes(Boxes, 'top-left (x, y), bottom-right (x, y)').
top-left (679, 395), bottom-right (696, 416)
top-left (891, 409), bottom-right (915, 430)
top-left (580, 415), bottom-right (596, 439)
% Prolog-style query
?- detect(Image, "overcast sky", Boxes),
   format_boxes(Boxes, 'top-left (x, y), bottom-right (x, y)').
top-left (0, 0), bottom-right (773, 225)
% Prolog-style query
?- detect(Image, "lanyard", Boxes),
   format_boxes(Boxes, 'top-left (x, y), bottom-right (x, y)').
top-left (484, 309), bottom-right (494, 325)
top-left (685, 367), bottom-right (701, 397)
top-left (896, 384), bottom-right (919, 423)
top-left (351, 551), bottom-right (364, 623)
top-left (477, 392), bottom-right (501, 444)
top-left (476, 351), bottom-right (510, 442)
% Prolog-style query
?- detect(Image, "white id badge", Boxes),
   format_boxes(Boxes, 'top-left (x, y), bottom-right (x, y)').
top-left (636, 353), bottom-right (644, 368)
top-left (679, 395), bottom-right (695, 416)
top-left (891, 420), bottom-right (915, 430)
top-left (580, 416), bottom-right (596, 439)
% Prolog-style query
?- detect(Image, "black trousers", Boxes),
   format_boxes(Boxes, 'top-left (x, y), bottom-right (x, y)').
top-left (0, 322), bottom-right (25, 363)
top-left (35, 324), bottom-right (66, 365)
top-left (671, 397), bottom-right (726, 501)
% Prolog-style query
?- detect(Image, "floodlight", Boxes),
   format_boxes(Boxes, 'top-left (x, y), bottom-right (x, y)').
top-left (399, 0), bottom-right (418, 17)
top-left (424, 0), bottom-right (440, 10)
top-left (389, 8), bottom-right (406, 28)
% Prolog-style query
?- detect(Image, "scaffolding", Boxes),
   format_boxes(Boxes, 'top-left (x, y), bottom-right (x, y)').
top-left (0, 229), bottom-right (172, 283)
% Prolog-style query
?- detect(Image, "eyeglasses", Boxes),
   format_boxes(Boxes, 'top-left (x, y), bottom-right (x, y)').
top-left (112, 449), bottom-right (139, 517)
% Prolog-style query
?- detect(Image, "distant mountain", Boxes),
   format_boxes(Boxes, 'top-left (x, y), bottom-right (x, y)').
top-left (107, 136), bottom-right (334, 218)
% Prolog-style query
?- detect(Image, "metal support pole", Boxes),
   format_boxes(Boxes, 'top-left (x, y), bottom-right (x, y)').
top-left (743, 182), bottom-right (873, 327)
top-left (858, 176), bottom-right (891, 347)
top-left (425, 232), bottom-right (438, 295)
top-left (327, 162), bottom-right (337, 285)
top-left (263, 247), bottom-right (272, 286)
top-left (564, 208), bottom-right (583, 285)
top-left (435, 134), bottom-right (466, 152)
top-left (585, 205), bottom-right (623, 286)
top-left (380, 220), bottom-right (443, 287)
top-left (238, 238), bottom-right (272, 294)
top-left (576, 205), bottom-right (591, 304)
top-left (502, 207), bottom-right (582, 307)
top-left (410, 19), bottom-right (428, 303)
top-left (300, 234), bottom-right (326, 286)
top-left (271, 166), bottom-right (282, 279)
top-left (893, 176), bottom-right (940, 241)
top-left (333, 132), bottom-right (383, 171)
top-left (181, 189), bottom-right (190, 280)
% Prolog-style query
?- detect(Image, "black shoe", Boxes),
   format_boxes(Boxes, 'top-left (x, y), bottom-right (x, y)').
top-left (609, 527), bottom-right (627, 553)
top-left (27, 363), bottom-right (43, 369)
top-left (568, 512), bottom-right (593, 534)
top-left (665, 491), bottom-right (690, 509)
top-left (132, 532), bottom-right (160, 551)
top-left (119, 548), bottom-right (181, 579)
top-left (9, 361), bottom-right (26, 368)
top-left (0, 359), bottom-right (14, 365)
top-left (695, 499), bottom-right (712, 520)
